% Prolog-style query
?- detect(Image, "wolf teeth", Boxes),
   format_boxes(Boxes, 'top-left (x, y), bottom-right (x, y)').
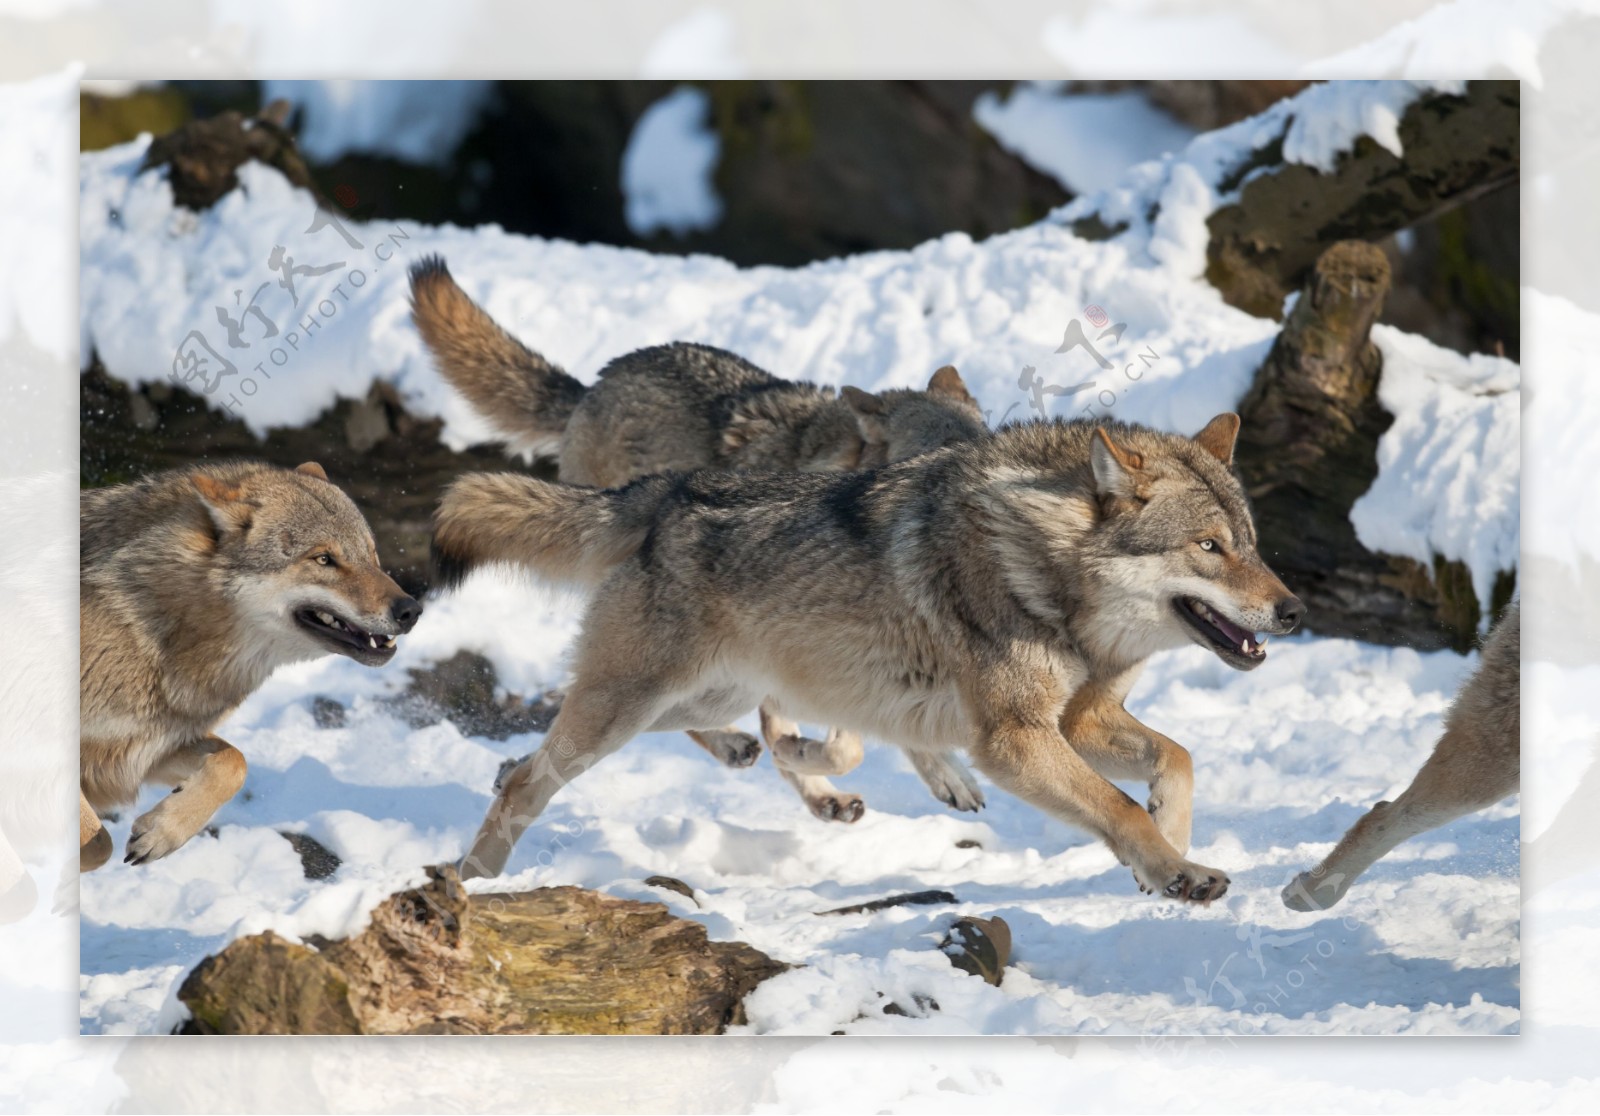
top-left (316, 610), bottom-right (334, 625)
top-left (382, 637), bottom-right (396, 649)
top-left (368, 636), bottom-right (378, 649)
top-left (1241, 639), bottom-right (1250, 653)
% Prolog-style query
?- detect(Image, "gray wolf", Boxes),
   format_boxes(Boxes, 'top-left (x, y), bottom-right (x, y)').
top-left (410, 255), bottom-right (989, 822)
top-left (1282, 600), bottom-right (1519, 911)
top-left (434, 413), bottom-right (1305, 900)
top-left (80, 461), bottom-right (421, 871)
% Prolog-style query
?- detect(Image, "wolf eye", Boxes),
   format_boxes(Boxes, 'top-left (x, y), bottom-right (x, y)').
top-left (313, 554), bottom-right (335, 567)
top-left (1198, 539), bottom-right (1218, 552)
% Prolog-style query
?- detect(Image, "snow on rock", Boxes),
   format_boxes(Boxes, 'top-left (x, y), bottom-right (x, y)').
top-left (1057, 79), bottom-right (1465, 278)
top-left (1350, 325), bottom-right (1520, 618)
top-left (972, 83), bottom-right (1195, 195)
top-left (260, 80), bottom-right (494, 167)
top-left (621, 86), bottom-right (724, 237)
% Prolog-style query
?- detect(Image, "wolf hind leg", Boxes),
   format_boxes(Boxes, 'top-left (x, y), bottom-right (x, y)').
top-left (1283, 723), bottom-right (1517, 911)
top-left (759, 704), bottom-right (865, 823)
top-left (906, 749), bottom-right (985, 812)
top-left (686, 727), bottom-right (763, 769)
top-left (125, 735), bottom-right (247, 866)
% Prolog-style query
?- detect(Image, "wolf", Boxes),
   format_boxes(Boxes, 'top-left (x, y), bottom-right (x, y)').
top-left (1282, 600), bottom-right (1519, 911)
top-left (80, 461), bottom-right (422, 871)
top-left (410, 255), bottom-right (990, 822)
top-left (434, 413), bottom-right (1305, 900)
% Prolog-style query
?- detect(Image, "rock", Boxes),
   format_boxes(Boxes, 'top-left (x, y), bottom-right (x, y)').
top-left (177, 866), bottom-right (787, 1034)
top-left (278, 832), bottom-right (341, 881)
top-left (939, 915), bottom-right (1010, 986)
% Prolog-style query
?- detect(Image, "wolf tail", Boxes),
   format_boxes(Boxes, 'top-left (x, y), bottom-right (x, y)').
top-left (431, 473), bottom-right (665, 592)
top-left (408, 255), bottom-right (587, 457)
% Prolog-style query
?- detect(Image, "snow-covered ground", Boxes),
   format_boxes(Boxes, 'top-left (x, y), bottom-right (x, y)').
top-left (77, 80), bottom-right (1520, 1036)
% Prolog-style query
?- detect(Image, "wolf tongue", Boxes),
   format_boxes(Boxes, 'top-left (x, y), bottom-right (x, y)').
top-left (1209, 611), bottom-right (1252, 647)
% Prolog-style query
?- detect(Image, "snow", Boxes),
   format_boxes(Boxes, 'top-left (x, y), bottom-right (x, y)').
top-left (620, 86), bottom-right (724, 237)
top-left (972, 84), bottom-right (1196, 195)
top-left (1350, 325), bottom-right (1520, 619)
top-left (259, 80), bottom-right (493, 167)
top-left (76, 86), bottom-right (1519, 1037)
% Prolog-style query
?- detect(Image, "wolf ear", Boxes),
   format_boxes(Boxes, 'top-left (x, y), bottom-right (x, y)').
top-left (1192, 413), bottom-right (1240, 466)
top-left (1091, 428), bottom-right (1145, 499)
top-left (193, 474), bottom-right (254, 534)
top-left (927, 365), bottom-right (976, 407)
top-left (295, 461), bottom-right (330, 482)
top-left (841, 386), bottom-right (888, 442)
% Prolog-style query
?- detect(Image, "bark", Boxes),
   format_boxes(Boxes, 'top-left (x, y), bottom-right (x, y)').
top-left (1235, 240), bottom-right (1513, 651)
top-left (178, 866), bottom-right (788, 1035)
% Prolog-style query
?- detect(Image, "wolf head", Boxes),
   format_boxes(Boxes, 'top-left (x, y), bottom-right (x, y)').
top-left (843, 365), bottom-right (987, 467)
top-left (989, 415), bottom-right (1303, 672)
top-left (192, 462), bottom-right (421, 668)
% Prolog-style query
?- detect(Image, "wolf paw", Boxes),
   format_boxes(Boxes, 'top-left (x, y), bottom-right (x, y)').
top-left (1134, 859), bottom-right (1229, 904)
top-left (919, 757), bottom-right (985, 812)
top-left (697, 730), bottom-right (764, 769)
top-left (807, 792), bottom-right (866, 824)
top-left (1281, 870), bottom-right (1343, 912)
top-left (125, 807), bottom-right (203, 866)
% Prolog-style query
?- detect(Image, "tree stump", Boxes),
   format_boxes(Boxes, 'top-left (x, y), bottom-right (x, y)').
top-left (1235, 240), bottom-right (1509, 650)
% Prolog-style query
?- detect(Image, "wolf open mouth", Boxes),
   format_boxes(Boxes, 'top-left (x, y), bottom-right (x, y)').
top-left (1175, 597), bottom-right (1267, 663)
top-left (295, 607), bottom-right (398, 660)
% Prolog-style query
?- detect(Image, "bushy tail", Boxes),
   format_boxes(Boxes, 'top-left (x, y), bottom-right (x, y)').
top-left (408, 255), bottom-right (587, 457)
top-left (431, 473), bottom-right (663, 592)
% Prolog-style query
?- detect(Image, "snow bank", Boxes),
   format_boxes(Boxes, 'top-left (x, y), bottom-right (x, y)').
top-left (973, 83), bottom-right (1195, 195)
top-left (1350, 325), bottom-right (1520, 617)
top-left (621, 86), bottom-right (724, 237)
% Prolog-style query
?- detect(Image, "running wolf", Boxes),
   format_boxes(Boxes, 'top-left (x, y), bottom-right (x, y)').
top-left (410, 255), bottom-right (989, 822)
top-left (1283, 600), bottom-right (1519, 911)
top-left (80, 462), bottom-right (422, 870)
top-left (434, 414), bottom-right (1305, 900)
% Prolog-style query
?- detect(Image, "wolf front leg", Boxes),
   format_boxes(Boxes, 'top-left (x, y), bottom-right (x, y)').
top-left (125, 735), bottom-right (247, 865)
top-left (1059, 681), bottom-right (1193, 853)
top-left (462, 678), bottom-right (660, 879)
top-left (1282, 721), bottom-right (1518, 911)
top-left (905, 749), bottom-right (986, 812)
top-left (967, 669), bottom-right (1228, 903)
top-left (759, 704), bottom-right (865, 823)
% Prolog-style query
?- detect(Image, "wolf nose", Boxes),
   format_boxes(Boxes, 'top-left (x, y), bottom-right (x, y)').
top-left (391, 595), bottom-right (423, 633)
top-left (1275, 595), bottom-right (1306, 631)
